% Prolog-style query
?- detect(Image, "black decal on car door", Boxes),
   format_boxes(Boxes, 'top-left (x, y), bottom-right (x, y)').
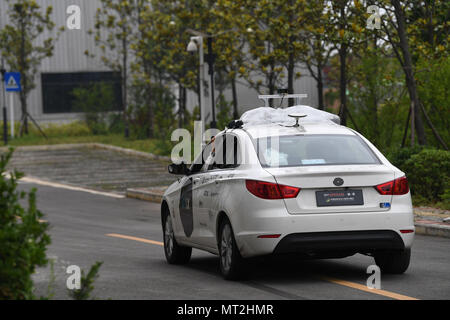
top-left (179, 177), bottom-right (193, 237)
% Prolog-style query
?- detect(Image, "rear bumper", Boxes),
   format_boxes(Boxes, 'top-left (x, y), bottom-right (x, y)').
top-left (232, 208), bottom-right (414, 258)
top-left (273, 230), bottom-right (405, 255)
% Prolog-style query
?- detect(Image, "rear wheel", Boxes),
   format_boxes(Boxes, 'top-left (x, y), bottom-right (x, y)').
top-left (163, 212), bottom-right (191, 264)
top-left (219, 219), bottom-right (246, 280)
top-left (374, 248), bottom-right (411, 274)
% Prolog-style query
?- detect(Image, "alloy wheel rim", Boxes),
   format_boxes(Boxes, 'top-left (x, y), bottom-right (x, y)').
top-left (164, 216), bottom-right (174, 257)
top-left (221, 224), bottom-right (232, 272)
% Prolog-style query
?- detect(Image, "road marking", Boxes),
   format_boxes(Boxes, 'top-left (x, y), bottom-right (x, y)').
top-left (19, 176), bottom-right (125, 199)
top-left (106, 233), bottom-right (164, 246)
top-left (15, 215), bottom-right (47, 223)
top-left (320, 276), bottom-right (419, 300)
top-left (105, 232), bottom-right (419, 300)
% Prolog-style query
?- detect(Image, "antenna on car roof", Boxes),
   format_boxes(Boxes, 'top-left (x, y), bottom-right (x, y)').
top-left (258, 94), bottom-right (308, 108)
top-left (288, 113), bottom-right (307, 127)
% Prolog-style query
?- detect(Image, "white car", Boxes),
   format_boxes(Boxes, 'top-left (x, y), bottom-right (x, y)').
top-left (161, 106), bottom-right (414, 280)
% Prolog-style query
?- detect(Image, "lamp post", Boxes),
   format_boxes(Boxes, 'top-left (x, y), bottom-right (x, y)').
top-left (205, 37), bottom-right (216, 129)
top-left (187, 36), bottom-right (206, 136)
top-left (187, 28), bottom-right (246, 130)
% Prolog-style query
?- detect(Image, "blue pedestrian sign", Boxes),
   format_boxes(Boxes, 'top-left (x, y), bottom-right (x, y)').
top-left (5, 72), bottom-right (21, 92)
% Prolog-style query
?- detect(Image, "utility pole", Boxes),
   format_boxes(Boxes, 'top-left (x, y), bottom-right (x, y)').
top-left (206, 37), bottom-right (216, 129)
top-left (187, 36), bottom-right (206, 137)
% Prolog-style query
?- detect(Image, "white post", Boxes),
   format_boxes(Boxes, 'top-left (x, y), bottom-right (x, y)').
top-left (9, 92), bottom-right (14, 138)
top-left (196, 36), bottom-right (206, 144)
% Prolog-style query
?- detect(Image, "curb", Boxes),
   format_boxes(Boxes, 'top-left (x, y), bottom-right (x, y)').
top-left (0, 142), bottom-right (171, 161)
top-left (415, 221), bottom-right (450, 239)
top-left (126, 188), bottom-right (164, 203)
top-left (89, 143), bottom-right (171, 161)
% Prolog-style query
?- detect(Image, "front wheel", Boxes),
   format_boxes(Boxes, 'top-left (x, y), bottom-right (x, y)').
top-left (163, 212), bottom-right (191, 264)
top-left (374, 248), bottom-right (411, 274)
top-left (219, 219), bottom-right (246, 280)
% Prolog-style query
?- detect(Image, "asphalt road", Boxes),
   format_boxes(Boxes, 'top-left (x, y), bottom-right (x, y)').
top-left (19, 181), bottom-right (450, 300)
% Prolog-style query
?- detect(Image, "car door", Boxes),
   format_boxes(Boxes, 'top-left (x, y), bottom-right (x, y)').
top-left (195, 134), bottom-right (241, 248)
top-left (175, 143), bottom-right (211, 245)
top-left (191, 137), bottom-right (222, 248)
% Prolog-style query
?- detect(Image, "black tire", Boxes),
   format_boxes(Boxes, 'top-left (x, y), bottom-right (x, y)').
top-left (218, 218), bottom-right (246, 280)
top-left (374, 248), bottom-right (411, 274)
top-left (162, 211), bottom-right (192, 265)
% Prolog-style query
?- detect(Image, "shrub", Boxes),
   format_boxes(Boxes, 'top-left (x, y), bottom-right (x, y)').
top-left (38, 122), bottom-right (91, 137)
top-left (403, 149), bottom-right (450, 206)
top-left (0, 149), bottom-right (51, 300)
top-left (387, 146), bottom-right (424, 171)
top-left (216, 94), bottom-right (232, 130)
top-left (72, 83), bottom-right (119, 135)
top-left (67, 262), bottom-right (103, 300)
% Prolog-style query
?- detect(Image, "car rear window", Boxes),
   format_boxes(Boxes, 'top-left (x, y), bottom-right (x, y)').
top-left (256, 134), bottom-right (380, 167)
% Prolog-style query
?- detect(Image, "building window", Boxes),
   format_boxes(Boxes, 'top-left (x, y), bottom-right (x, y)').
top-left (41, 72), bottom-right (122, 114)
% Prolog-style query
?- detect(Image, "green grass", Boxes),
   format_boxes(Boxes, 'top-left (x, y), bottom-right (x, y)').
top-left (0, 121), bottom-right (171, 157)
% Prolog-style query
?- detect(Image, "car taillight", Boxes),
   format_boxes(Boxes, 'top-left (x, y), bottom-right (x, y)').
top-left (245, 180), bottom-right (300, 199)
top-left (375, 176), bottom-right (409, 195)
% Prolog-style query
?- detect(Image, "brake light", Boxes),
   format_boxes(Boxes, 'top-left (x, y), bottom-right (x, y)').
top-left (375, 176), bottom-right (409, 195)
top-left (246, 180), bottom-right (300, 199)
top-left (257, 234), bottom-right (281, 238)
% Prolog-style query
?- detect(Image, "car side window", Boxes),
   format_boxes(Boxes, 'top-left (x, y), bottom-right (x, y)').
top-left (190, 142), bottom-right (213, 174)
top-left (208, 134), bottom-right (240, 171)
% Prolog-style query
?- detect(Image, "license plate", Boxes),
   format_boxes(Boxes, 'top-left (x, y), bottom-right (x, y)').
top-left (316, 189), bottom-right (364, 207)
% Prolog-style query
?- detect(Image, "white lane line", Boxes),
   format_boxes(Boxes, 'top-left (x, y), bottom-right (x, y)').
top-left (19, 176), bottom-right (125, 199)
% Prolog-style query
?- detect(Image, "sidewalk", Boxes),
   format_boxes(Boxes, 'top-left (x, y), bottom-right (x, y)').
top-left (414, 207), bottom-right (450, 238)
top-left (3, 143), bottom-right (175, 193)
top-left (127, 187), bottom-right (450, 239)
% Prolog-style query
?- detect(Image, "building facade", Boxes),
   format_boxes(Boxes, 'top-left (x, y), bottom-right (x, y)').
top-left (0, 0), bottom-right (319, 125)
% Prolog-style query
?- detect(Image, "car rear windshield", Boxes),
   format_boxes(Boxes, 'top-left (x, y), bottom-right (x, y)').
top-left (256, 134), bottom-right (380, 167)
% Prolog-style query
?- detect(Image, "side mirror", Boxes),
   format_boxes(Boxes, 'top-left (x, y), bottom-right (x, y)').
top-left (168, 162), bottom-right (189, 175)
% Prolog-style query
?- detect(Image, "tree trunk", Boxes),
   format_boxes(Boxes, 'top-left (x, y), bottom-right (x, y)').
top-left (287, 51), bottom-right (295, 106)
top-left (182, 86), bottom-right (188, 126)
top-left (338, 44), bottom-right (347, 125)
top-left (147, 80), bottom-right (154, 139)
top-left (178, 83), bottom-right (183, 128)
top-left (370, 37), bottom-right (379, 143)
top-left (317, 64), bottom-right (324, 110)
top-left (122, 35), bottom-right (129, 138)
top-left (231, 77), bottom-right (239, 119)
top-left (19, 91), bottom-right (28, 136)
top-left (392, 0), bottom-right (426, 145)
top-left (143, 60), bottom-right (153, 139)
top-left (19, 14), bottom-right (28, 136)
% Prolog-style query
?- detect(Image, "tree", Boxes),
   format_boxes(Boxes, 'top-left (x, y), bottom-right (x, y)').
top-left (211, 1), bottom-right (250, 118)
top-left (298, 0), bottom-right (335, 110)
top-left (230, 1), bottom-right (287, 97)
top-left (326, 0), bottom-right (366, 126)
top-left (88, 0), bottom-right (137, 138)
top-left (376, 0), bottom-right (447, 148)
top-left (143, 0), bottom-right (205, 127)
top-left (130, 0), bottom-right (157, 138)
top-left (0, 0), bottom-right (59, 136)
top-left (0, 149), bottom-right (51, 299)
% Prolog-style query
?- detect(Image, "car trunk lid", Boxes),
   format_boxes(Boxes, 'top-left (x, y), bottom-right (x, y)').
top-left (264, 165), bottom-right (395, 214)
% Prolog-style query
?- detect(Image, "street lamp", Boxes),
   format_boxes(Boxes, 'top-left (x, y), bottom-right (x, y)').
top-left (187, 28), bottom-right (245, 130)
top-left (205, 37), bottom-right (217, 129)
top-left (186, 36), bottom-right (206, 136)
